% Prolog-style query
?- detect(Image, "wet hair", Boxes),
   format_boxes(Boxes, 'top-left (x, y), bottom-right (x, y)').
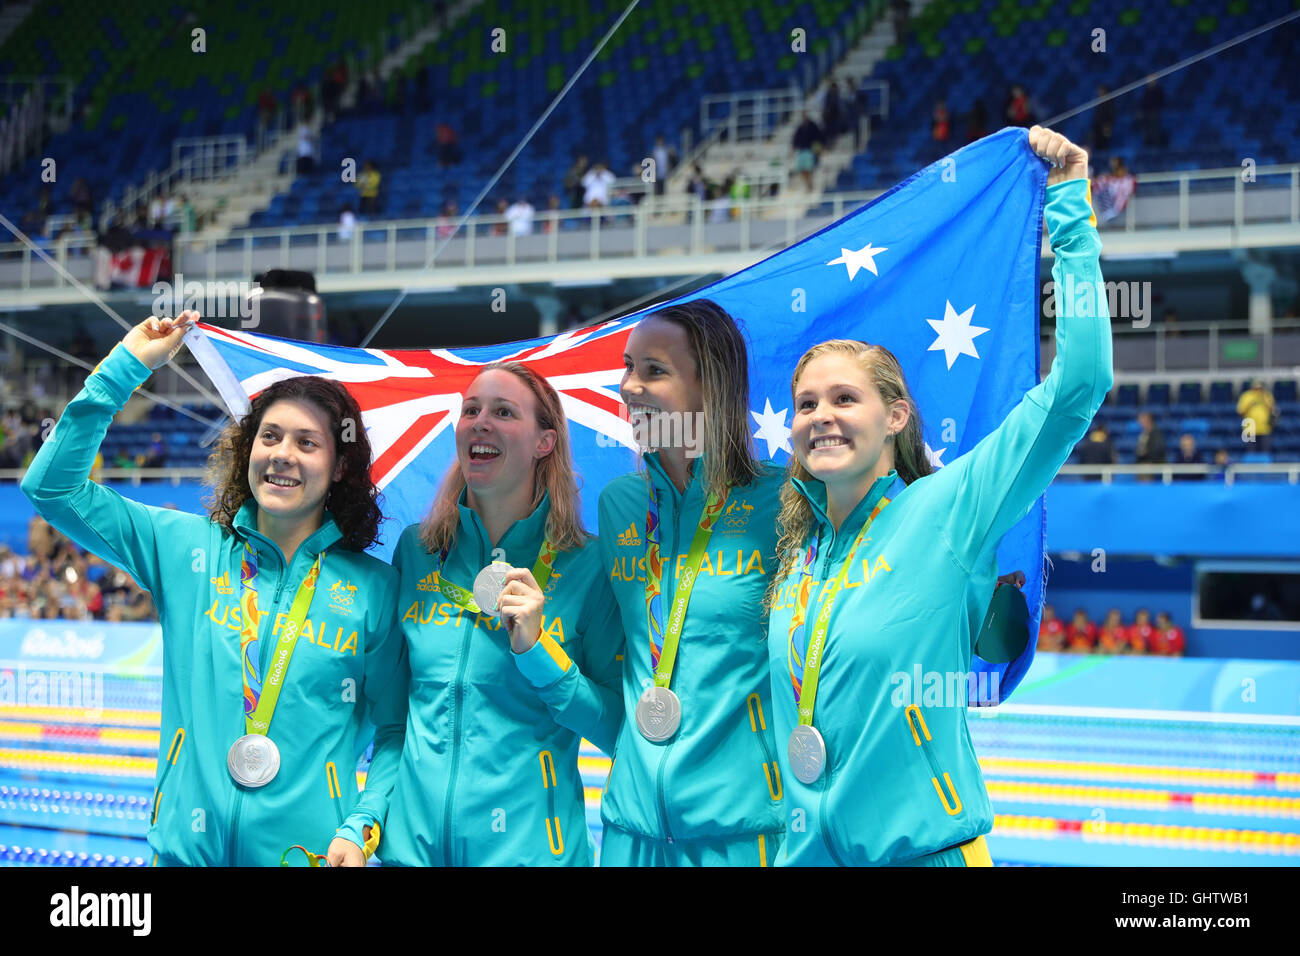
top-left (640, 298), bottom-right (762, 498)
top-left (418, 361), bottom-right (587, 555)
top-left (767, 339), bottom-right (931, 604)
top-left (203, 376), bottom-right (382, 551)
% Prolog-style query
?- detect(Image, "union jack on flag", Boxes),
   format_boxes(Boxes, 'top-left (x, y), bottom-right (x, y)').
top-left (186, 128), bottom-right (1051, 701)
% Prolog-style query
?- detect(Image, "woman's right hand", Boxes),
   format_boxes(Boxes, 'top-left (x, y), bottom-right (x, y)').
top-left (122, 309), bottom-right (200, 370)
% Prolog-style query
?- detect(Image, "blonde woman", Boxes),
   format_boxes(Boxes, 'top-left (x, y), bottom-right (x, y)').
top-left (379, 361), bottom-right (623, 865)
top-left (765, 126), bottom-right (1112, 865)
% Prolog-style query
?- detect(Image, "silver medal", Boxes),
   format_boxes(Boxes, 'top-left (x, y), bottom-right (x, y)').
top-left (227, 733), bottom-right (281, 788)
top-left (788, 724), bottom-right (827, 784)
top-left (472, 561), bottom-right (512, 618)
top-left (635, 686), bottom-right (682, 742)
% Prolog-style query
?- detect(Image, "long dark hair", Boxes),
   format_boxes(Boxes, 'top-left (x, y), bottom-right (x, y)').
top-left (203, 376), bottom-right (383, 551)
top-left (644, 298), bottom-right (762, 496)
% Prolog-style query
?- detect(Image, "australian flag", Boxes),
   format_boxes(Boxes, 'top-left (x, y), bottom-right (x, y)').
top-left (186, 128), bottom-right (1050, 701)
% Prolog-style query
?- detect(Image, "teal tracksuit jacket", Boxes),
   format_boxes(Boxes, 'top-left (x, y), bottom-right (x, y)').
top-left (20, 344), bottom-right (407, 866)
top-left (765, 178), bottom-right (1114, 865)
top-left (379, 492), bottom-right (623, 866)
top-left (598, 453), bottom-right (785, 851)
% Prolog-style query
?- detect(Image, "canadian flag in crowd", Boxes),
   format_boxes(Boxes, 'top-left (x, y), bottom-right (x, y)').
top-left (94, 246), bottom-right (171, 289)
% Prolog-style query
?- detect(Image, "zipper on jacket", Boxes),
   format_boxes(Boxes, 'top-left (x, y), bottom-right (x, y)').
top-left (817, 782), bottom-right (848, 866)
top-left (441, 538), bottom-right (482, 867)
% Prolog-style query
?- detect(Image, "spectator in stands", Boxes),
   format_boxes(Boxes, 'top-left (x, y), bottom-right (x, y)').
top-left (492, 198), bottom-right (509, 236)
top-left (257, 88), bottom-right (277, 130)
top-left (543, 194), bottom-right (562, 233)
top-left (1092, 157), bottom-right (1136, 224)
top-left (1037, 604), bottom-right (1067, 651)
top-left (435, 123), bottom-right (462, 167)
top-left (1172, 432), bottom-right (1205, 481)
top-left (791, 111), bottom-right (823, 191)
top-left (931, 99), bottom-right (951, 148)
top-left (1139, 77), bottom-right (1165, 148)
top-left (1162, 306), bottom-right (1181, 338)
top-left (1066, 608), bottom-right (1097, 653)
top-left (727, 169), bottom-right (751, 218)
top-left (651, 134), bottom-right (676, 196)
top-left (321, 60), bottom-right (346, 123)
top-left (890, 0), bottom-right (910, 44)
top-left (1005, 84), bottom-right (1033, 127)
top-left (336, 204), bottom-right (356, 242)
top-left (291, 81), bottom-right (313, 122)
top-left (1128, 608), bottom-right (1155, 654)
top-left (1076, 420), bottom-right (1116, 474)
top-left (1135, 410), bottom-right (1166, 480)
top-left (564, 154), bottom-right (589, 209)
top-left (141, 432), bottom-right (167, 469)
top-left (1090, 85), bottom-right (1114, 152)
top-left (582, 160), bottom-right (616, 210)
top-left (822, 80), bottom-right (843, 148)
top-left (70, 178), bottom-right (93, 218)
top-left (1097, 608), bottom-right (1130, 654)
top-left (436, 199), bottom-right (459, 239)
top-left (1150, 612), bottom-right (1186, 656)
top-left (179, 194), bottom-right (197, 234)
top-left (295, 121), bottom-right (316, 175)
top-left (964, 98), bottom-right (987, 144)
top-left (1237, 379), bottom-right (1277, 453)
top-left (1211, 446), bottom-right (1232, 481)
top-left (357, 161), bottom-right (382, 216)
top-left (505, 196), bottom-right (535, 237)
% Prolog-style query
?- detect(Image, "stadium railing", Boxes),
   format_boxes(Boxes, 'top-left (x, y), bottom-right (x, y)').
top-left (4, 163), bottom-right (1298, 294)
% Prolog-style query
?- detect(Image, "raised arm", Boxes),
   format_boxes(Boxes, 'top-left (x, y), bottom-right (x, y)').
top-left (936, 129), bottom-right (1115, 572)
top-left (20, 313), bottom-right (204, 599)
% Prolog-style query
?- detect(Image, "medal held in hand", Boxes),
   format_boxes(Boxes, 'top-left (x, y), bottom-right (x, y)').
top-left (472, 561), bottom-right (513, 619)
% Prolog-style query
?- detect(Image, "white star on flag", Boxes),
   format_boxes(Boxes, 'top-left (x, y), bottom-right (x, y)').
top-left (926, 300), bottom-right (988, 369)
top-left (924, 442), bottom-right (948, 469)
top-left (827, 242), bottom-right (887, 281)
top-left (750, 398), bottom-right (792, 457)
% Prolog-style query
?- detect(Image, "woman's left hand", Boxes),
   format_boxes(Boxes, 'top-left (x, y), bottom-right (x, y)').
top-left (498, 568), bottom-right (546, 653)
top-left (327, 832), bottom-right (366, 867)
top-left (997, 570), bottom-right (1026, 590)
top-left (1028, 125), bottom-right (1088, 186)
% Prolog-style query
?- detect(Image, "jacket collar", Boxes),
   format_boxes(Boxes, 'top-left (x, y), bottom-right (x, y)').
top-left (455, 487), bottom-right (552, 559)
top-left (232, 499), bottom-right (343, 564)
top-left (643, 450), bottom-right (708, 505)
top-left (792, 469), bottom-right (899, 546)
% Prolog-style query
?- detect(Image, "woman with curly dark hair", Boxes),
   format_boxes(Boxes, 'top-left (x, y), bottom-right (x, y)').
top-left (22, 310), bottom-right (407, 867)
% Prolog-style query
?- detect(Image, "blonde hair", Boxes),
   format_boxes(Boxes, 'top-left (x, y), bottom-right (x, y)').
top-left (418, 361), bottom-right (587, 554)
top-left (767, 340), bottom-right (931, 606)
top-left (643, 298), bottom-right (762, 497)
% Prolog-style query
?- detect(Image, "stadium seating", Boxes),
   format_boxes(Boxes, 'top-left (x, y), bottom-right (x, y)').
top-left (248, 0), bottom-right (873, 229)
top-left (838, 0), bottom-right (1300, 190)
top-left (0, 0), bottom-right (425, 222)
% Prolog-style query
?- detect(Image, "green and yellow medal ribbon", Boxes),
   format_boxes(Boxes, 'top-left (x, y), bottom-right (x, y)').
top-left (787, 496), bottom-right (889, 726)
top-left (238, 543), bottom-right (322, 736)
top-left (644, 485), bottom-right (728, 688)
